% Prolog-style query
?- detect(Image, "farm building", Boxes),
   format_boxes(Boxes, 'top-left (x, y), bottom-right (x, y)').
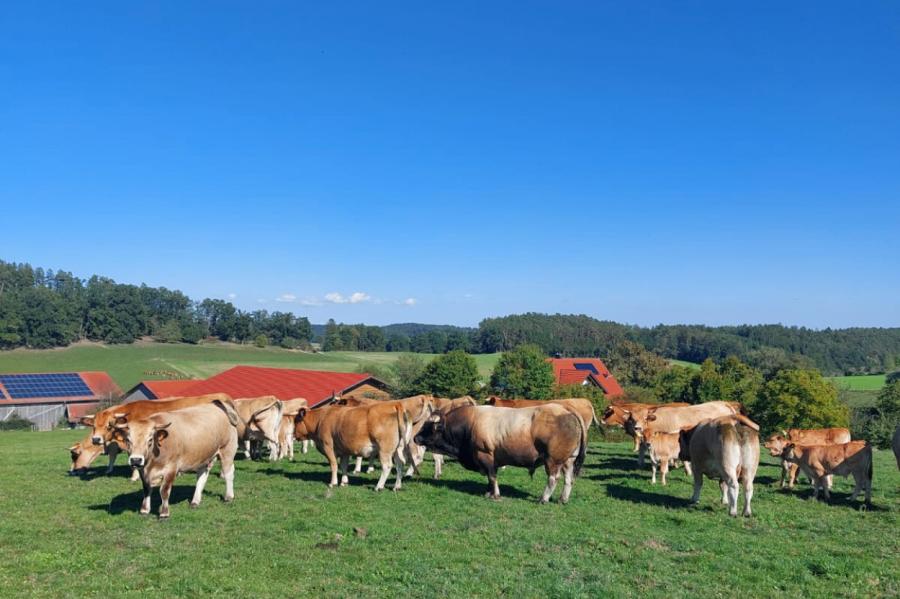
top-left (122, 379), bottom-right (201, 403)
top-left (547, 358), bottom-right (624, 397)
top-left (0, 372), bottom-right (122, 431)
top-left (172, 365), bottom-right (390, 407)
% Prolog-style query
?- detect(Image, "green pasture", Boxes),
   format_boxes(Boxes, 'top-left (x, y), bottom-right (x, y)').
top-left (0, 342), bottom-right (502, 390)
top-left (0, 431), bottom-right (897, 598)
top-left (828, 374), bottom-right (887, 391)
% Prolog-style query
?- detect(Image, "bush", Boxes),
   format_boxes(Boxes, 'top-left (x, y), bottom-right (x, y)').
top-left (280, 336), bottom-right (300, 349)
top-left (490, 344), bottom-right (555, 399)
top-left (751, 369), bottom-right (849, 434)
top-left (153, 319), bottom-right (182, 343)
top-left (417, 350), bottom-right (480, 398)
top-left (856, 381), bottom-right (900, 448)
top-left (254, 334), bottom-right (269, 348)
top-left (0, 413), bottom-right (35, 431)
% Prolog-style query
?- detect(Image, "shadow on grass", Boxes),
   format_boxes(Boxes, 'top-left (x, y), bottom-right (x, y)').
top-left (69, 465), bottom-right (134, 480)
top-left (778, 487), bottom-right (886, 511)
top-left (257, 466), bottom-right (333, 484)
top-left (605, 483), bottom-right (693, 508)
top-left (415, 476), bottom-right (533, 500)
top-left (87, 485), bottom-right (203, 516)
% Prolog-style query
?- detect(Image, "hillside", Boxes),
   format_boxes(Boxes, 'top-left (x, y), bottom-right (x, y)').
top-left (0, 341), bottom-right (501, 391)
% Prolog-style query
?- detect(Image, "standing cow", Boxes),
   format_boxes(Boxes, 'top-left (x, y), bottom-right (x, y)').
top-left (764, 428), bottom-right (851, 490)
top-left (109, 399), bottom-right (241, 519)
top-left (414, 404), bottom-right (587, 503)
top-left (780, 441), bottom-right (873, 507)
top-left (683, 414), bottom-right (760, 517)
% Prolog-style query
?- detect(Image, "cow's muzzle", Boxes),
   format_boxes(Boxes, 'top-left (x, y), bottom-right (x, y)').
top-left (413, 435), bottom-right (424, 445)
top-left (129, 456), bottom-right (145, 467)
top-left (91, 436), bottom-right (103, 446)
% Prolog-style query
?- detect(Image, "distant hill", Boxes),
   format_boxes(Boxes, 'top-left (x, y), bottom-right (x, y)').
top-left (311, 322), bottom-right (474, 339)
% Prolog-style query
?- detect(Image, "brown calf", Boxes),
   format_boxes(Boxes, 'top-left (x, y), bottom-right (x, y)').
top-left (764, 428), bottom-right (851, 489)
top-left (781, 441), bottom-right (873, 506)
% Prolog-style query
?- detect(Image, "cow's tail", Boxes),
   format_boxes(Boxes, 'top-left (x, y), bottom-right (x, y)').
top-left (396, 405), bottom-right (411, 453)
top-left (574, 412), bottom-right (588, 477)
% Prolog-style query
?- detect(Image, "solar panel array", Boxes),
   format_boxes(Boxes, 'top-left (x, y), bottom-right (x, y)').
top-left (573, 363), bottom-right (599, 374)
top-left (0, 373), bottom-right (93, 399)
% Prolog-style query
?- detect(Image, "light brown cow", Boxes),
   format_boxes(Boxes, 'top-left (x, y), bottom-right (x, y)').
top-left (764, 428), bottom-right (851, 489)
top-left (601, 402), bottom-right (690, 465)
top-left (486, 397), bottom-right (598, 429)
top-left (109, 399), bottom-right (241, 519)
top-left (643, 430), bottom-right (690, 485)
top-left (893, 425), bottom-right (900, 471)
top-left (294, 401), bottom-right (411, 491)
top-left (414, 404), bottom-right (587, 503)
top-left (80, 393), bottom-right (233, 477)
top-left (626, 401), bottom-right (743, 438)
top-left (68, 435), bottom-right (105, 474)
top-left (232, 396), bottom-right (284, 460)
top-left (683, 414), bottom-right (760, 517)
top-left (780, 441), bottom-right (873, 506)
top-left (276, 398), bottom-right (309, 460)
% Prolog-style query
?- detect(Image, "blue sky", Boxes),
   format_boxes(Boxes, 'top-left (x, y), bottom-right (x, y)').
top-left (2, 2), bottom-right (899, 327)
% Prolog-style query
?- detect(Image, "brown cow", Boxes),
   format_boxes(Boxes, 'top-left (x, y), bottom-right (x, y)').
top-left (643, 430), bottom-right (689, 485)
top-left (109, 399), bottom-right (241, 519)
top-left (683, 414), bottom-right (760, 517)
top-left (232, 396), bottom-right (284, 460)
top-left (764, 428), bottom-right (851, 489)
top-left (780, 441), bottom-right (873, 506)
top-left (486, 397), bottom-right (598, 429)
top-left (68, 435), bottom-right (105, 474)
top-left (626, 401), bottom-right (743, 438)
top-left (601, 402), bottom-right (689, 465)
top-left (80, 393), bottom-right (233, 477)
top-left (893, 425), bottom-right (900, 471)
top-left (414, 404), bottom-right (587, 503)
top-left (293, 401), bottom-right (411, 491)
top-left (275, 398), bottom-right (309, 461)
top-left (409, 395), bottom-right (477, 478)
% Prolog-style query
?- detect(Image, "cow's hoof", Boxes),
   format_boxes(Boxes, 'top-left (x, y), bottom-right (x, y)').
top-left (189, 502), bottom-right (200, 509)
top-left (139, 510), bottom-right (151, 516)
top-left (539, 498), bottom-right (549, 504)
top-left (159, 514), bottom-right (170, 520)
top-left (374, 487), bottom-right (383, 492)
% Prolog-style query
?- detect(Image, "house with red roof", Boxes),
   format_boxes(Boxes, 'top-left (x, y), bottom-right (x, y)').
top-left (122, 379), bottom-right (201, 403)
top-left (0, 371), bottom-right (122, 431)
top-left (177, 365), bottom-right (389, 407)
top-left (547, 358), bottom-right (624, 398)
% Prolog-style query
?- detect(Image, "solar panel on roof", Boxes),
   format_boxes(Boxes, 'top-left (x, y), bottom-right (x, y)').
top-left (0, 373), bottom-right (93, 399)
top-left (573, 363), bottom-right (599, 374)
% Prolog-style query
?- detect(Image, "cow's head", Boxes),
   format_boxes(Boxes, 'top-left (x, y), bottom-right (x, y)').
top-left (780, 442), bottom-right (799, 462)
top-left (764, 434), bottom-right (790, 457)
top-left (601, 405), bottom-right (627, 426)
top-left (111, 415), bottom-right (171, 469)
top-left (406, 395), bottom-right (435, 424)
top-left (68, 438), bottom-right (104, 474)
top-left (414, 414), bottom-right (458, 457)
top-left (79, 414), bottom-right (106, 446)
top-left (293, 408), bottom-right (312, 440)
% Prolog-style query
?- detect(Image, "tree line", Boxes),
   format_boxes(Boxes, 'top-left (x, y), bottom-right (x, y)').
top-left (0, 261), bottom-right (311, 349)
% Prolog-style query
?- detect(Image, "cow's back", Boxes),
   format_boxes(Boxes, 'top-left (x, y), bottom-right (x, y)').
top-left (647, 401), bottom-right (739, 434)
top-left (788, 427), bottom-right (851, 445)
top-left (149, 402), bottom-right (238, 472)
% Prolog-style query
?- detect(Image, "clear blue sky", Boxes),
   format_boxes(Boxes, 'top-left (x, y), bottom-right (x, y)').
top-left (2, 2), bottom-right (899, 328)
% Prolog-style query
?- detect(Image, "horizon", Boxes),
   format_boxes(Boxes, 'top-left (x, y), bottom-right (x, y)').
top-left (3, 3), bottom-right (899, 328)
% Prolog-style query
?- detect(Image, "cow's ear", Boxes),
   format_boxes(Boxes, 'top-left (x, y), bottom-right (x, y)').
top-left (80, 415), bottom-right (94, 426)
top-left (155, 429), bottom-right (169, 445)
top-left (646, 413), bottom-right (656, 422)
top-left (69, 443), bottom-right (81, 454)
top-left (296, 408), bottom-right (308, 421)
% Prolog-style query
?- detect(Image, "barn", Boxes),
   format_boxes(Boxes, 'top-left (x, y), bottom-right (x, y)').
top-left (168, 365), bottom-right (389, 407)
top-left (547, 358), bottom-right (624, 398)
top-left (122, 379), bottom-right (200, 403)
top-left (0, 372), bottom-right (122, 431)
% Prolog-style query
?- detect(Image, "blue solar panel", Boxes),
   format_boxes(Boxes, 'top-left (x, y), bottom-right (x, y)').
top-left (0, 373), bottom-right (93, 399)
top-left (573, 363), bottom-right (599, 374)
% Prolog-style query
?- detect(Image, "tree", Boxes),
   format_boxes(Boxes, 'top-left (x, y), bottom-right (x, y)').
top-left (860, 380), bottom-right (900, 448)
top-left (490, 344), bottom-right (555, 399)
top-left (154, 319), bottom-right (182, 343)
top-left (390, 353), bottom-right (428, 397)
top-left (654, 365), bottom-right (698, 404)
top-left (417, 350), bottom-right (480, 398)
top-left (606, 340), bottom-right (668, 387)
top-left (254, 334), bottom-right (268, 348)
top-left (752, 369), bottom-right (849, 434)
top-left (323, 319), bottom-right (341, 351)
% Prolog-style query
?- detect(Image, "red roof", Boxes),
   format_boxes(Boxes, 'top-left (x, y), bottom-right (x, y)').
top-left (0, 371), bottom-right (122, 405)
top-left (139, 379), bottom-right (200, 399)
top-left (546, 358), bottom-right (624, 397)
top-left (180, 366), bottom-right (382, 407)
top-left (66, 402), bottom-right (102, 422)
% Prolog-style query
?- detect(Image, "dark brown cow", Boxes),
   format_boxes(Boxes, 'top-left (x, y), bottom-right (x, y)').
top-left (414, 404), bottom-right (587, 503)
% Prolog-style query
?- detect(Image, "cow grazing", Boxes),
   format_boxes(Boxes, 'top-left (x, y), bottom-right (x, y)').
top-left (893, 425), bottom-right (900, 471)
top-left (68, 435), bottom-right (105, 475)
top-left (109, 399), bottom-right (241, 519)
top-left (232, 396), bottom-right (284, 460)
top-left (294, 402), bottom-right (412, 491)
top-left (683, 414), bottom-right (760, 517)
top-left (764, 428), bottom-right (851, 489)
top-left (413, 404), bottom-right (587, 503)
top-left (80, 393), bottom-right (232, 477)
top-left (780, 441), bottom-right (873, 507)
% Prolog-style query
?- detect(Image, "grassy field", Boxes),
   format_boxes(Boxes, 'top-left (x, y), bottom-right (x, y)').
top-left (0, 342), bottom-right (502, 390)
top-left (669, 359), bottom-right (701, 370)
top-left (829, 374), bottom-right (887, 391)
top-left (0, 431), bottom-right (897, 598)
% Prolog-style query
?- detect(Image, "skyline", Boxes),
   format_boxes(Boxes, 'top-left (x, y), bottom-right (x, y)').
top-left (2, 3), bottom-right (899, 328)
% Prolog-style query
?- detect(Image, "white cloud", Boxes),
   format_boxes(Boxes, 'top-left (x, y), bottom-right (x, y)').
top-left (300, 297), bottom-right (323, 306)
top-left (275, 293), bottom-right (297, 303)
top-left (325, 291), bottom-right (371, 304)
top-left (402, 297), bottom-right (417, 306)
top-left (227, 293), bottom-right (237, 300)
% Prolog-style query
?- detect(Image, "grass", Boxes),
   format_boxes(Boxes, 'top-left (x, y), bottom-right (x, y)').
top-left (0, 431), bottom-right (897, 598)
top-left (829, 374), bottom-right (887, 391)
top-left (0, 341), bottom-right (502, 390)
top-left (669, 359), bottom-right (701, 370)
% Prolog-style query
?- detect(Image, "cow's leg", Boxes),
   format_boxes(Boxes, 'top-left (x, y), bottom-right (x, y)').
top-left (367, 456), bottom-right (376, 473)
top-left (726, 477), bottom-right (739, 517)
top-left (683, 460), bottom-right (692, 477)
top-left (824, 474), bottom-right (834, 491)
top-left (339, 455), bottom-right (350, 486)
top-left (787, 462), bottom-right (799, 489)
top-left (540, 462), bottom-right (562, 504)
top-left (849, 472), bottom-right (864, 503)
top-left (660, 458), bottom-right (670, 486)
top-left (301, 439), bottom-right (309, 454)
top-left (632, 435), bottom-right (640, 453)
top-left (650, 458), bottom-right (658, 484)
top-left (779, 460), bottom-right (788, 488)
top-left (324, 445), bottom-right (339, 487)
top-left (268, 440), bottom-right (278, 462)
top-left (637, 441), bottom-right (647, 467)
top-left (488, 469), bottom-right (501, 500)
top-left (742, 474), bottom-right (754, 517)
top-left (690, 468), bottom-right (704, 505)
top-left (353, 456), bottom-right (363, 473)
top-left (559, 458), bottom-right (575, 504)
top-left (392, 452), bottom-right (405, 491)
top-left (719, 480), bottom-right (729, 505)
top-left (159, 471), bottom-right (176, 519)
top-left (139, 473), bottom-right (152, 515)
top-left (242, 439), bottom-right (251, 458)
top-left (106, 444), bottom-right (120, 474)
top-left (221, 454), bottom-right (235, 503)
top-left (191, 462), bottom-right (213, 507)
top-left (433, 453), bottom-right (444, 479)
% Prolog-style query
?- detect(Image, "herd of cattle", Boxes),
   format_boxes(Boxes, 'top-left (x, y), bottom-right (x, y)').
top-left (67, 392), bottom-right (900, 519)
